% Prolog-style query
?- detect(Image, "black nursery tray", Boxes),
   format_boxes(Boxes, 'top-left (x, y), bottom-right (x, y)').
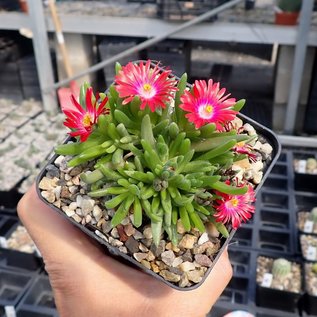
top-left (0, 268), bottom-right (34, 317)
top-left (36, 99), bottom-right (281, 291)
top-left (16, 276), bottom-right (58, 317)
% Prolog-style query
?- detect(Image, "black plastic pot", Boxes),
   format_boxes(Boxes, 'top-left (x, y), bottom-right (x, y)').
top-left (262, 175), bottom-right (288, 191)
top-left (0, 188), bottom-right (23, 215)
top-left (36, 66), bottom-right (281, 290)
top-left (261, 190), bottom-right (290, 210)
top-left (245, 0), bottom-right (255, 10)
top-left (294, 173), bottom-right (317, 193)
top-left (258, 229), bottom-right (293, 254)
top-left (302, 261), bottom-right (317, 316)
top-left (260, 209), bottom-right (290, 230)
top-left (293, 151), bottom-right (317, 193)
top-left (0, 247), bottom-right (42, 273)
top-left (256, 284), bottom-right (302, 313)
top-left (15, 309), bottom-right (58, 317)
top-left (300, 234), bottom-right (317, 262)
top-left (220, 276), bottom-right (250, 304)
top-left (0, 215), bottom-right (18, 238)
top-left (303, 293), bottom-right (317, 316)
top-left (17, 275), bottom-right (58, 317)
top-left (0, 268), bottom-right (34, 314)
top-left (255, 255), bottom-right (303, 312)
top-left (297, 211), bottom-right (317, 236)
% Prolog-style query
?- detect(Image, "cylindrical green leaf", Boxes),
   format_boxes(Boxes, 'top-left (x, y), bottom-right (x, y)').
top-left (132, 197), bottom-right (142, 227)
top-left (105, 192), bottom-right (129, 209)
top-left (210, 181), bottom-right (248, 195)
top-left (179, 206), bottom-right (191, 231)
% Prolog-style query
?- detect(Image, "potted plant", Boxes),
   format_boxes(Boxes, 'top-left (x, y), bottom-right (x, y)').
top-left (293, 153), bottom-right (317, 193)
top-left (303, 262), bottom-right (317, 315)
top-left (274, 0), bottom-right (302, 25)
top-left (37, 60), bottom-right (280, 289)
top-left (297, 207), bottom-right (317, 235)
top-left (256, 256), bottom-right (302, 312)
top-left (300, 234), bottom-right (317, 261)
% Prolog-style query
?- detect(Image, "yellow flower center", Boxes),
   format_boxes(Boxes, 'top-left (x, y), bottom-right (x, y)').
top-left (230, 198), bottom-right (239, 207)
top-left (82, 113), bottom-right (92, 128)
top-left (236, 141), bottom-right (245, 148)
top-left (205, 105), bottom-right (213, 113)
top-left (143, 83), bottom-right (152, 92)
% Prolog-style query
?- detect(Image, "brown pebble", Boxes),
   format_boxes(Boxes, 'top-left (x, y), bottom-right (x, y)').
top-left (124, 223), bottom-right (135, 237)
top-left (146, 251), bottom-right (156, 262)
top-left (151, 262), bottom-right (160, 273)
top-left (194, 254), bottom-right (213, 267)
top-left (69, 166), bottom-right (82, 176)
top-left (178, 234), bottom-right (197, 249)
top-left (186, 270), bottom-right (203, 283)
top-left (159, 270), bottom-right (181, 283)
top-left (61, 186), bottom-right (71, 199)
top-left (133, 252), bottom-right (148, 262)
top-left (141, 260), bottom-right (151, 269)
top-left (117, 225), bottom-right (129, 242)
top-left (125, 236), bottom-right (140, 254)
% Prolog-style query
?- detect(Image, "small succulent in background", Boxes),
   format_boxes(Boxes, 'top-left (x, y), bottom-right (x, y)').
top-left (306, 158), bottom-right (317, 172)
top-left (311, 207), bottom-right (317, 223)
top-left (272, 258), bottom-right (292, 280)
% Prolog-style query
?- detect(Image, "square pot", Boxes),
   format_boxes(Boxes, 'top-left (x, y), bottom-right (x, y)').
top-left (275, 12), bottom-right (299, 26)
top-left (0, 268), bottom-right (34, 310)
top-left (260, 209), bottom-right (290, 230)
top-left (18, 276), bottom-right (56, 312)
top-left (300, 234), bottom-right (317, 262)
top-left (2, 222), bottom-right (40, 256)
top-left (297, 211), bottom-right (317, 236)
top-left (256, 255), bottom-right (303, 312)
top-left (0, 189), bottom-right (22, 215)
top-left (36, 63), bottom-right (281, 290)
top-left (0, 248), bottom-right (42, 273)
top-left (15, 309), bottom-right (57, 317)
top-left (303, 262), bottom-right (317, 316)
top-left (293, 151), bottom-right (317, 193)
top-left (257, 229), bottom-right (293, 254)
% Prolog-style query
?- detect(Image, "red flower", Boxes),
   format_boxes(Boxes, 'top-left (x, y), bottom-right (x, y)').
top-left (179, 79), bottom-right (237, 129)
top-left (233, 141), bottom-right (257, 162)
top-left (62, 87), bottom-right (108, 142)
top-left (214, 184), bottom-right (255, 229)
top-left (114, 60), bottom-right (177, 112)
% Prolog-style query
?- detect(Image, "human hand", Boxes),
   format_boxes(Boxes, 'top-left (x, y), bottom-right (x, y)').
top-left (18, 184), bottom-right (232, 317)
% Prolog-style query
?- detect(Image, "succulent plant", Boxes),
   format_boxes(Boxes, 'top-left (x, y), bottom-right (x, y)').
top-left (277, 0), bottom-right (301, 12)
top-left (54, 60), bottom-right (258, 246)
top-left (311, 207), bottom-right (317, 223)
top-left (307, 158), bottom-right (317, 171)
top-left (272, 258), bottom-right (292, 280)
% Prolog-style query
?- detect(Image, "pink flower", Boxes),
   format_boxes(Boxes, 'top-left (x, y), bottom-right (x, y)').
top-left (179, 79), bottom-right (237, 129)
top-left (114, 60), bottom-right (177, 112)
top-left (62, 87), bottom-right (108, 142)
top-left (214, 184), bottom-right (255, 229)
top-left (233, 141), bottom-right (257, 162)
